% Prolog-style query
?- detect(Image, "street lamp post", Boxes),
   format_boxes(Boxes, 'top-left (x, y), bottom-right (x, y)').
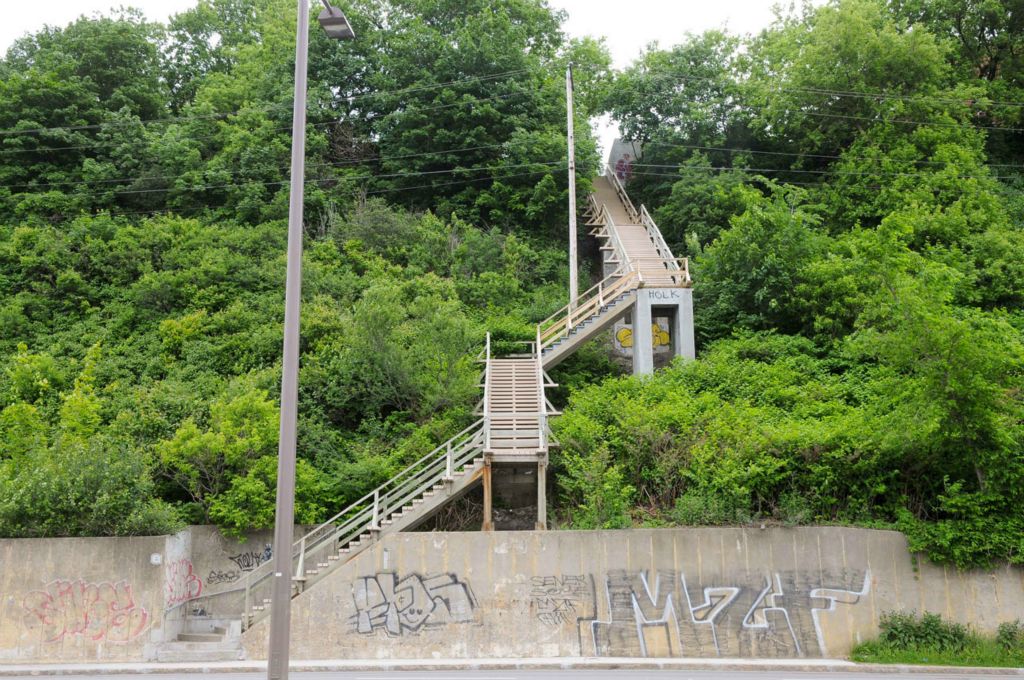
top-left (267, 2), bottom-right (353, 680)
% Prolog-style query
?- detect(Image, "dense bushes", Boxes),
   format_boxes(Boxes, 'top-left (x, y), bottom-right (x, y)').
top-left (0, 205), bottom-right (571, 537)
top-left (852, 612), bottom-right (1024, 667)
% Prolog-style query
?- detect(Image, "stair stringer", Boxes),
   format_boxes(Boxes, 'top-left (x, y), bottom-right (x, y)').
top-left (541, 290), bottom-right (637, 369)
top-left (239, 529), bottom-right (401, 659)
top-left (243, 455), bottom-right (487, 629)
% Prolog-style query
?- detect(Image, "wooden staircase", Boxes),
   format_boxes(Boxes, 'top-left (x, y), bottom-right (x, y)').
top-left (537, 164), bottom-right (691, 367)
top-left (174, 166), bottom-right (689, 646)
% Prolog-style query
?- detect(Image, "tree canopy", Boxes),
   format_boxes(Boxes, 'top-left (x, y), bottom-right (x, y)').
top-left (1, 0), bottom-right (1022, 567)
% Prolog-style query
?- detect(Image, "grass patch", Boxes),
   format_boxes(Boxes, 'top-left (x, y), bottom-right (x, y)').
top-left (851, 613), bottom-right (1024, 668)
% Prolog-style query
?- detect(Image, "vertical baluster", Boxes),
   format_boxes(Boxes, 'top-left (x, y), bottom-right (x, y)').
top-left (372, 489), bottom-right (380, 530)
top-left (243, 579), bottom-right (251, 631)
top-left (295, 535), bottom-right (306, 580)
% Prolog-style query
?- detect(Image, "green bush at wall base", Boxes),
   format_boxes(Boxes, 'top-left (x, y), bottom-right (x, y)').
top-left (851, 612), bottom-right (1024, 668)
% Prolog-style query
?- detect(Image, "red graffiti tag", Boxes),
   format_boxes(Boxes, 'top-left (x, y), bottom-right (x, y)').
top-left (165, 559), bottom-right (203, 606)
top-left (22, 579), bottom-right (150, 643)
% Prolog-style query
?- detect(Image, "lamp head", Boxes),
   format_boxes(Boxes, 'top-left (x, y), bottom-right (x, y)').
top-left (318, 5), bottom-right (355, 40)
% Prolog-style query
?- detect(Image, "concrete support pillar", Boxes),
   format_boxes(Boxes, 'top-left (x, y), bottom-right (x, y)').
top-left (536, 460), bottom-right (547, 531)
top-left (632, 292), bottom-right (654, 375)
top-left (482, 460), bottom-right (493, 531)
top-left (672, 288), bottom-right (696, 360)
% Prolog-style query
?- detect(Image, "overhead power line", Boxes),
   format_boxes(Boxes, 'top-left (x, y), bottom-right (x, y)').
top-left (2, 160), bottom-right (566, 199)
top-left (628, 69), bottom-right (1024, 111)
top-left (57, 166), bottom-right (567, 219)
top-left (0, 141), bottom-right (519, 191)
top-left (0, 89), bottom-right (534, 156)
top-left (0, 68), bottom-right (534, 137)
top-left (645, 140), bottom-right (1024, 170)
top-left (630, 162), bottom-right (1014, 181)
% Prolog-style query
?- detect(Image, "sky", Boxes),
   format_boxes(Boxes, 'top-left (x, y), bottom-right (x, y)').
top-left (0, 0), bottom-right (787, 156)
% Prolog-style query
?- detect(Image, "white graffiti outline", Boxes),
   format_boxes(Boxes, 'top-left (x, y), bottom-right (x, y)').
top-left (809, 568), bottom-right (872, 657)
top-left (742, 573), bottom-right (802, 656)
top-left (680, 573), bottom-right (740, 655)
top-left (631, 571), bottom-right (682, 657)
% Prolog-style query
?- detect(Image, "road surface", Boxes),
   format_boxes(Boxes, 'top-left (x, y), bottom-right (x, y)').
top-left (0, 670), bottom-right (1013, 680)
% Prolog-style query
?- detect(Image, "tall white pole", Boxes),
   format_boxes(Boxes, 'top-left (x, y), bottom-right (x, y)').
top-left (267, 0), bottom-right (309, 678)
top-left (566, 65), bottom-right (578, 309)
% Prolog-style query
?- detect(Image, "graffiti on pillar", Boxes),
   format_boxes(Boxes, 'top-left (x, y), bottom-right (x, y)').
top-left (165, 559), bottom-right (203, 606)
top-left (22, 579), bottom-right (150, 642)
top-left (529, 575), bottom-right (594, 626)
top-left (352, 572), bottom-right (476, 636)
top-left (578, 569), bottom-right (870, 658)
top-left (614, 322), bottom-right (670, 350)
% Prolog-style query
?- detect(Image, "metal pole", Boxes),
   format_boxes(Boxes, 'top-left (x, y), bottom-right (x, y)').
top-left (566, 64), bottom-right (578, 309)
top-left (267, 0), bottom-right (310, 677)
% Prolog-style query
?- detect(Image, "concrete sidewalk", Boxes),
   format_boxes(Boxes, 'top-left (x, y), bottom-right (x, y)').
top-left (0, 657), bottom-right (1022, 676)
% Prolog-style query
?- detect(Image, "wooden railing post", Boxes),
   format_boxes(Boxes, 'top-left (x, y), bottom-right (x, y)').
top-left (371, 489), bottom-right (380, 531)
top-left (295, 535), bottom-right (306, 579)
top-left (243, 579), bottom-right (251, 631)
top-left (445, 440), bottom-right (454, 481)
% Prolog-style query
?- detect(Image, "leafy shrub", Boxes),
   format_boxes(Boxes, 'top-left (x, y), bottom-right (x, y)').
top-left (557, 445), bottom-right (634, 529)
top-left (878, 611), bottom-right (970, 652)
top-left (670, 489), bottom-right (751, 525)
top-left (996, 621), bottom-right (1023, 652)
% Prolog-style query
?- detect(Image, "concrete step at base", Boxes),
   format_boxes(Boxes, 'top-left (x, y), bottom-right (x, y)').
top-left (161, 640), bottom-right (239, 653)
top-left (177, 632), bottom-right (222, 642)
top-left (156, 646), bottom-right (244, 662)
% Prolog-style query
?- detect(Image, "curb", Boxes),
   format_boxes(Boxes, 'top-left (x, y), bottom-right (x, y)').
top-left (1, 658), bottom-right (1023, 676)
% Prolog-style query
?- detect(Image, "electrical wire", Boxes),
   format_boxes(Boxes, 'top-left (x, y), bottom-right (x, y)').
top-left (63, 165), bottom-right (567, 219)
top-left (0, 141), bottom-right (519, 191)
top-left (630, 162), bottom-right (1014, 181)
top-left (0, 89), bottom-right (534, 156)
top-left (0, 67), bottom-right (534, 137)
top-left (1, 161), bottom-right (565, 199)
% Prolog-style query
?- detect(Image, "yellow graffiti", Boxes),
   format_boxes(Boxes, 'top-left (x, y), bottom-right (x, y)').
top-left (616, 324), bottom-right (670, 349)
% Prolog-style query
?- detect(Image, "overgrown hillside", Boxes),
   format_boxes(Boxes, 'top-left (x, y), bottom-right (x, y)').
top-left (1, 0), bottom-right (1022, 568)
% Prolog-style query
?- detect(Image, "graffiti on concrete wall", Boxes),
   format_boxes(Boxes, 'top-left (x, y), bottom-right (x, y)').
top-left (165, 559), bottom-right (203, 606)
top-left (529, 575), bottom-right (594, 626)
top-left (578, 569), bottom-right (870, 658)
top-left (228, 544), bottom-right (272, 572)
top-left (207, 569), bottom-right (240, 585)
top-left (22, 579), bottom-right (150, 643)
top-left (352, 572), bottom-right (475, 636)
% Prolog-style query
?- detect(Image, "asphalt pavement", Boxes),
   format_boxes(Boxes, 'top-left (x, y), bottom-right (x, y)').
top-left (2, 666), bottom-right (1023, 680)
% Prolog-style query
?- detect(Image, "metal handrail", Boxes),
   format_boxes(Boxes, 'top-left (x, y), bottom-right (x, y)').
top-left (599, 204), bottom-right (632, 270)
top-left (604, 163), bottom-right (639, 222)
top-left (534, 328), bottom-right (547, 451)
top-left (185, 418), bottom-right (486, 631)
top-left (639, 205), bottom-right (679, 269)
top-left (537, 270), bottom-right (638, 353)
top-left (537, 266), bottom-right (627, 333)
top-left (229, 421), bottom-right (487, 629)
top-left (483, 332), bottom-right (491, 451)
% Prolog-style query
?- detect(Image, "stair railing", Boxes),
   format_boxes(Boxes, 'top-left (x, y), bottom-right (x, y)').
top-left (483, 332), bottom-right (492, 451)
top-left (537, 267), bottom-right (638, 354)
top-left (598, 203), bottom-right (631, 271)
top-left (631, 257), bottom-right (692, 287)
top-left (604, 163), bottom-right (640, 222)
top-left (535, 326), bottom-right (547, 452)
top-left (215, 415), bottom-right (487, 631)
top-left (639, 205), bottom-right (681, 271)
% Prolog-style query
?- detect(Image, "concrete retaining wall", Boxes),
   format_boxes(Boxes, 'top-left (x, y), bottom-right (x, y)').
top-left (243, 527), bottom-right (1024, 660)
top-left (2, 526), bottom-right (1022, 662)
top-left (0, 526), bottom-right (279, 662)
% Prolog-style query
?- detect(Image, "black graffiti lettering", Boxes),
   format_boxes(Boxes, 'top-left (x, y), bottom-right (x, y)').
top-left (352, 572), bottom-right (475, 636)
